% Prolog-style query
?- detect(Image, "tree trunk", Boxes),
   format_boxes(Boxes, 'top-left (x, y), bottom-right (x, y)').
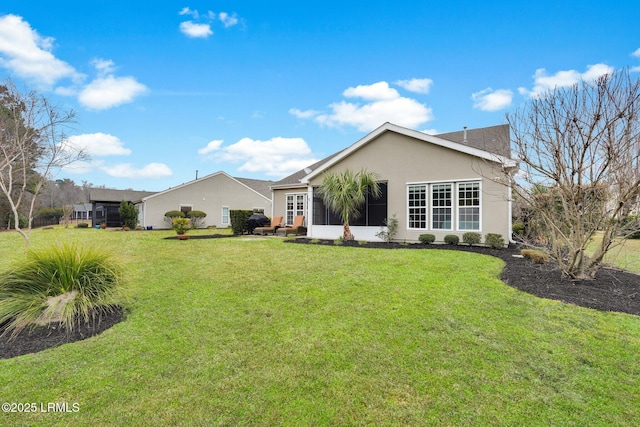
top-left (343, 223), bottom-right (354, 241)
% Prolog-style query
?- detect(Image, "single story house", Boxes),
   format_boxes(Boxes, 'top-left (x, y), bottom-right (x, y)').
top-left (89, 189), bottom-right (157, 228)
top-left (72, 203), bottom-right (93, 221)
top-left (137, 171), bottom-right (273, 229)
top-left (270, 122), bottom-right (518, 243)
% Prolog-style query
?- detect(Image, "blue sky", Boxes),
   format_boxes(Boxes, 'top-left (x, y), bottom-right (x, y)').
top-left (1, 1), bottom-right (639, 191)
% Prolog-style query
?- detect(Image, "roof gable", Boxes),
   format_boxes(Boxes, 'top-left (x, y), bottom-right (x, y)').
top-left (140, 171), bottom-right (273, 202)
top-left (301, 122), bottom-right (516, 183)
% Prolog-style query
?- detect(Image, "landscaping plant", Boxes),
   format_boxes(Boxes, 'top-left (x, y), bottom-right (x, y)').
top-left (462, 232), bottom-right (481, 246)
top-left (0, 243), bottom-right (123, 338)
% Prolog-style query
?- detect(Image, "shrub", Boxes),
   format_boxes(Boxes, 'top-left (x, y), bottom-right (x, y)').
top-left (0, 243), bottom-right (123, 338)
top-left (172, 217), bottom-right (191, 235)
top-left (186, 210), bottom-right (207, 228)
top-left (512, 221), bottom-right (525, 236)
top-left (521, 249), bottom-right (549, 264)
top-left (229, 210), bottom-right (253, 235)
top-left (164, 210), bottom-right (185, 226)
top-left (462, 232), bottom-right (481, 246)
top-left (119, 200), bottom-right (138, 229)
top-left (77, 223), bottom-right (89, 228)
top-left (375, 214), bottom-right (398, 243)
top-left (418, 234), bottom-right (436, 244)
top-left (485, 233), bottom-right (505, 249)
top-left (444, 234), bottom-right (459, 245)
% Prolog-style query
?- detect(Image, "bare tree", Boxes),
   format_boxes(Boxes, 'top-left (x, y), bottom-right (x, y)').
top-left (0, 79), bottom-right (86, 246)
top-left (507, 69), bottom-right (640, 279)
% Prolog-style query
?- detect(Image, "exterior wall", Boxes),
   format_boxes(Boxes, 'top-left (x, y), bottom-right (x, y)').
top-left (141, 173), bottom-right (272, 229)
top-left (301, 131), bottom-right (511, 243)
top-left (272, 187), bottom-right (308, 227)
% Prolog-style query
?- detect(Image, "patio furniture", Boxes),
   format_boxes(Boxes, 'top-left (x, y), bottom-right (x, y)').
top-left (253, 216), bottom-right (284, 235)
top-left (276, 216), bottom-right (306, 236)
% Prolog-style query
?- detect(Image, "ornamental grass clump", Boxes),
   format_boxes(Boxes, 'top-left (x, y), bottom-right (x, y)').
top-left (0, 243), bottom-right (123, 338)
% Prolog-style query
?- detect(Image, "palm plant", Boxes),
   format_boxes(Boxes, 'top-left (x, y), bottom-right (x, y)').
top-left (316, 168), bottom-right (381, 241)
top-left (0, 243), bottom-right (123, 338)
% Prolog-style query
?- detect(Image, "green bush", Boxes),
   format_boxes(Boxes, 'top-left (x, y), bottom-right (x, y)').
top-left (172, 217), bottom-right (191, 235)
top-left (164, 210), bottom-right (185, 218)
top-left (418, 234), bottom-right (436, 244)
top-left (444, 234), bottom-right (459, 245)
top-left (0, 243), bottom-right (123, 338)
top-left (119, 201), bottom-right (138, 229)
top-left (36, 207), bottom-right (64, 220)
top-left (485, 233), bottom-right (505, 249)
top-left (462, 232), bottom-right (481, 246)
top-left (186, 210), bottom-right (207, 228)
top-left (230, 210), bottom-right (253, 235)
top-left (512, 221), bottom-right (524, 236)
top-left (77, 223), bottom-right (89, 228)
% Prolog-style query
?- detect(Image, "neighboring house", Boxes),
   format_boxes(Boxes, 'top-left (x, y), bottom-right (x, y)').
top-left (72, 203), bottom-right (93, 221)
top-left (90, 189), bottom-right (157, 228)
top-left (271, 122), bottom-right (518, 243)
top-left (137, 171), bottom-right (273, 229)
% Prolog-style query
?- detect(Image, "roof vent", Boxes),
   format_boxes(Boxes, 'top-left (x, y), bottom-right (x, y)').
top-left (463, 126), bottom-right (468, 143)
top-left (303, 167), bottom-right (312, 174)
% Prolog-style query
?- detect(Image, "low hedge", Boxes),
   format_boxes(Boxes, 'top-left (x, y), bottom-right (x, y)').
top-left (485, 233), bottom-right (505, 249)
top-left (444, 235), bottom-right (459, 245)
top-left (418, 234), bottom-right (436, 244)
top-left (462, 232), bottom-right (481, 246)
top-left (230, 210), bottom-right (253, 235)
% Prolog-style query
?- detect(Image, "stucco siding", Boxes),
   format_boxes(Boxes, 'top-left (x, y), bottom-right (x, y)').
top-left (141, 173), bottom-right (272, 229)
top-left (293, 131), bottom-right (511, 243)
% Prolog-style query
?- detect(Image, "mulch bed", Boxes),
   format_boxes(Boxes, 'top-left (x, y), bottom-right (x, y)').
top-left (0, 308), bottom-right (125, 360)
top-left (2, 239), bottom-right (637, 360)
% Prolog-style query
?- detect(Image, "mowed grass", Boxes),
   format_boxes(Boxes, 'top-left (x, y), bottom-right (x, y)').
top-left (588, 235), bottom-right (640, 274)
top-left (0, 228), bottom-right (639, 426)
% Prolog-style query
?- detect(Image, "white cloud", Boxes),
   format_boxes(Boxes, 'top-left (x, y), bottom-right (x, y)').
top-left (471, 88), bottom-right (513, 112)
top-left (197, 139), bottom-right (224, 155)
top-left (102, 162), bottom-right (173, 178)
top-left (632, 48), bottom-right (640, 58)
top-left (313, 81), bottom-right (433, 132)
top-left (91, 58), bottom-right (116, 75)
top-left (179, 7), bottom-right (198, 18)
top-left (343, 81), bottom-right (399, 101)
top-left (218, 12), bottom-right (239, 28)
top-left (205, 136), bottom-right (318, 178)
top-left (518, 63), bottom-right (614, 98)
top-left (78, 75), bottom-right (148, 110)
top-left (65, 133), bottom-right (132, 156)
top-left (0, 14), bottom-right (82, 87)
top-left (289, 108), bottom-right (319, 119)
top-left (179, 21), bottom-right (213, 38)
top-left (395, 78), bottom-right (433, 94)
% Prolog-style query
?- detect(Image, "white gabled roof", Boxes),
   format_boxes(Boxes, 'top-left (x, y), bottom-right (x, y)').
top-left (301, 122), bottom-right (517, 183)
top-left (140, 170), bottom-right (272, 203)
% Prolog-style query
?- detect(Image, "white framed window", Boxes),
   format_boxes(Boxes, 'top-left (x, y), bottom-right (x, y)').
top-left (458, 182), bottom-right (481, 231)
top-left (407, 185), bottom-right (427, 229)
top-left (221, 206), bottom-right (230, 225)
top-left (431, 183), bottom-right (452, 230)
top-left (286, 194), bottom-right (306, 226)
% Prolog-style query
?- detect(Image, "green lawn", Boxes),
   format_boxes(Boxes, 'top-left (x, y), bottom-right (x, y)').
top-left (1, 228), bottom-right (639, 426)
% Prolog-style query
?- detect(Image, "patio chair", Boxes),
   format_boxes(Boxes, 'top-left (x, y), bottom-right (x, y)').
top-left (253, 216), bottom-right (283, 235)
top-left (277, 216), bottom-right (306, 236)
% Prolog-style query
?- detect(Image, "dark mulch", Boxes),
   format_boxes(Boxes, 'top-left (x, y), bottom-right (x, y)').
top-left (164, 233), bottom-right (236, 240)
top-left (2, 239), bottom-right (638, 360)
top-left (0, 307), bottom-right (125, 360)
